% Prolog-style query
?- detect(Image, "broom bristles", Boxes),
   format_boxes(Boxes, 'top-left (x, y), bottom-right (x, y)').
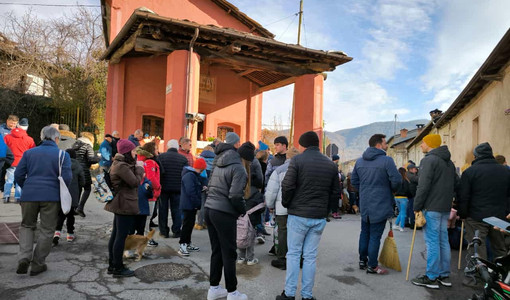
top-left (379, 236), bottom-right (402, 272)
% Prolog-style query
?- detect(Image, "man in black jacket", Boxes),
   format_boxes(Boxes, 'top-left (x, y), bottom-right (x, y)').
top-left (158, 139), bottom-right (188, 238)
top-left (405, 164), bottom-right (419, 227)
top-left (276, 131), bottom-right (340, 300)
top-left (458, 142), bottom-right (510, 261)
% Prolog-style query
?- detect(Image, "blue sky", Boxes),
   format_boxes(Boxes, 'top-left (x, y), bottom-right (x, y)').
top-left (2, 0), bottom-right (510, 131)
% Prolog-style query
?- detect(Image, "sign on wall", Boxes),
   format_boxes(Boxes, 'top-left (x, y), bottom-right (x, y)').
top-left (199, 75), bottom-right (216, 104)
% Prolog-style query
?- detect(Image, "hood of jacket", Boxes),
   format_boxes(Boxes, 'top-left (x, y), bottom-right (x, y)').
top-left (362, 147), bottom-right (386, 161)
top-left (60, 130), bottom-right (76, 139)
top-left (113, 153), bottom-right (135, 165)
top-left (182, 165), bottom-right (198, 176)
top-left (427, 145), bottom-right (451, 162)
top-left (10, 128), bottom-right (28, 138)
top-left (200, 149), bottom-right (215, 158)
top-left (215, 143), bottom-right (241, 168)
top-left (78, 137), bottom-right (93, 148)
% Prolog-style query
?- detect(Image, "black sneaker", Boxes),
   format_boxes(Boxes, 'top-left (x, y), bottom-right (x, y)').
top-left (112, 266), bottom-right (135, 278)
top-left (271, 258), bottom-right (286, 270)
top-left (16, 258), bottom-right (30, 274)
top-left (30, 263), bottom-right (47, 276)
top-left (268, 245), bottom-right (276, 256)
top-left (302, 298), bottom-right (316, 300)
top-left (359, 260), bottom-right (367, 270)
top-left (75, 208), bottom-right (86, 218)
top-left (149, 221), bottom-right (158, 228)
top-left (275, 290), bottom-right (295, 300)
top-left (52, 236), bottom-right (59, 247)
top-left (147, 239), bottom-right (158, 247)
top-left (437, 276), bottom-right (452, 287)
top-left (172, 232), bottom-right (181, 239)
top-left (411, 275), bottom-right (439, 289)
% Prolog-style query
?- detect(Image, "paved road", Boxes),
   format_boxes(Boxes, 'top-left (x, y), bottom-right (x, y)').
top-left (0, 197), bottom-right (479, 300)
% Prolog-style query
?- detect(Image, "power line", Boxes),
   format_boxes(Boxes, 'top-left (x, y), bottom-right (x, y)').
top-left (262, 12), bottom-right (298, 27)
top-left (0, 2), bottom-right (100, 7)
top-left (278, 13), bottom-right (298, 41)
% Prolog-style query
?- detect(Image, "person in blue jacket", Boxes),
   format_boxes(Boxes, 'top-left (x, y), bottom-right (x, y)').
top-left (99, 134), bottom-right (114, 172)
top-left (14, 126), bottom-right (72, 276)
top-left (351, 134), bottom-right (401, 275)
top-left (178, 158), bottom-right (207, 256)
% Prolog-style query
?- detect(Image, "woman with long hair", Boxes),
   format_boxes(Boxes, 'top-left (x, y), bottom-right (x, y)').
top-left (104, 139), bottom-right (144, 277)
top-left (393, 167), bottom-right (412, 231)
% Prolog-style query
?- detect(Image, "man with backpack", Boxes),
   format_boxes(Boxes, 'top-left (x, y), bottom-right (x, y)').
top-left (276, 131), bottom-right (341, 300)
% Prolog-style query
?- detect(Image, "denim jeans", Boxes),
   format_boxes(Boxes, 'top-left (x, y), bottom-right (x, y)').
top-left (285, 215), bottom-right (326, 299)
top-left (394, 197), bottom-right (408, 228)
top-left (358, 219), bottom-right (386, 268)
top-left (3, 167), bottom-right (21, 200)
top-left (423, 211), bottom-right (451, 280)
top-left (406, 197), bottom-right (415, 225)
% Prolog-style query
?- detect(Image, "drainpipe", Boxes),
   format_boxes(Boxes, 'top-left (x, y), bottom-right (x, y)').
top-left (185, 28), bottom-right (199, 138)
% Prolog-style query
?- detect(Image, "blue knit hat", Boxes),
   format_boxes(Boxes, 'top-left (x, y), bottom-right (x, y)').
top-left (258, 140), bottom-right (269, 150)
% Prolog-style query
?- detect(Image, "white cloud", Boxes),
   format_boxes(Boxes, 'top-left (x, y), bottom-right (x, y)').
top-left (421, 0), bottom-right (510, 111)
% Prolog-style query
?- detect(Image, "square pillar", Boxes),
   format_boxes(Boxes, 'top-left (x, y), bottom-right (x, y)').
top-left (246, 83), bottom-right (263, 143)
top-left (292, 74), bottom-right (324, 149)
top-left (105, 61), bottom-right (125, 137)
top-left (164, 50), bottom-right (200, 150)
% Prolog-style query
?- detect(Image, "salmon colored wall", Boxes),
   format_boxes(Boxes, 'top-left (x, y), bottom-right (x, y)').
top-left (293, 74), bottom-right (324, 149)
top-left (109, 0), bottom-right (257, 42)
top-left (123, 56), bottom-right (167, 138)
top-left (199, 65), bottom-right (256, 143)
top-left (105, 61), bottom-right (125, 136)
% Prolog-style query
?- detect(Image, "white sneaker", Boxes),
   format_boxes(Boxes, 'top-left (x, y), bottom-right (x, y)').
top-left (246, 258), bottom-right (259, 266)
top-left (399, 227), bottom-right (405, 232)
top-left (227, 290), bottom-right (248, 300)
top-left (392, 225), bottom-right (401, 230)
top-left (207, 286), bottom-right (228, 300)
top-left (236, 257), bottom-right (246, 264)
top-left (178, 243), bottom-right (189, 256)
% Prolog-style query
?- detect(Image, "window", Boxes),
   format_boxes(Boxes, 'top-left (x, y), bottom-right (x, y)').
top-left (142, 115), bottom-right (164, 138)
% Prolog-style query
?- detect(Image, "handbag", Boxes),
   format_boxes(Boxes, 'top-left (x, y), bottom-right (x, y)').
top-left (58, 150), bottom-right (73, 214)
top-left (415, 211), bottom-right (426, 227)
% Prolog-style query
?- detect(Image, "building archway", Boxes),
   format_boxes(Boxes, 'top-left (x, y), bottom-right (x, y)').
top-left (217, 122), bottom-right (240, 141)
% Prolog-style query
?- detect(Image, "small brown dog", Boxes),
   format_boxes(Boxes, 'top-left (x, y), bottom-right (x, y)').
top-left (124, 229), bottom-right (155, 261)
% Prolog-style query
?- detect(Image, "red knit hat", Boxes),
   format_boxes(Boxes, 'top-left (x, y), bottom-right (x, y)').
top-left (193, 158), bottom-right (207, 170)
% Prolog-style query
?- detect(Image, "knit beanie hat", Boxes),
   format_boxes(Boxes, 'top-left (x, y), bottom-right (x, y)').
top-left (238, 141), bottom-right (255, 161)
top-left (473, 142), bottom-right (493, 158)
top-left (274, 136), bottom-right (288, 147)
top-left (194, 158), bottom-right (207, 170)
top-left (298, 131), bottom-right (319, 148)
top-left (167, 139), bottom-right (179, 149)
top-left (225, 132), bottom-right (240, 146)
top-left (258, 140), bottom-right (269, 150)
top-left (117, 139), bottom-right (136, 155)
top-left (332, 154), bottom-right (340, 161)
top-left (422, 134), bottom-right (441, 148)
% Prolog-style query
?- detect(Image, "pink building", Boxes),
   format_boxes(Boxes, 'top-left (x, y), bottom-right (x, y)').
top-left (100, 0), bottom-right (352, 150)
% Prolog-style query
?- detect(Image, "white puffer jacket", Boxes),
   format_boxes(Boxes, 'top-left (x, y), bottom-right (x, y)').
top-left (264, 160), bottom-right (289, 216)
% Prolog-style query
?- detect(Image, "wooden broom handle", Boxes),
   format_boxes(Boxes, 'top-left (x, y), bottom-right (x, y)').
top-left (406, 222), bottom-right (417, 281)
top-left (458, 220), bottom-right (464, 270)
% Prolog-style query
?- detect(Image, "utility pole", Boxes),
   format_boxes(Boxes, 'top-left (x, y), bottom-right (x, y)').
top-left (289, 0), bottom-right (303, 147)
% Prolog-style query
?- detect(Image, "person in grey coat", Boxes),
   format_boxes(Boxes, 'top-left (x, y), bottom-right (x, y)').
top-left (412, 134), bottom-right (458, 289)
top-left (265, 148), bottom-right (300, 270)
top-left (204, 139), bottom-right (248, 300)
top-left (57, 125), bottom-right (76, 151)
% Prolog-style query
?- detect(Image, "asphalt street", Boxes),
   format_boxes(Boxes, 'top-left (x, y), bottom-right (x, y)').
top-left (0, 196), bottom-right (480, 300)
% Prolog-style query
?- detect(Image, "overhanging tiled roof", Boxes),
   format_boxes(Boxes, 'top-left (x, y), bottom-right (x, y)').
top-left (100, 11), bottom-right (352, 90)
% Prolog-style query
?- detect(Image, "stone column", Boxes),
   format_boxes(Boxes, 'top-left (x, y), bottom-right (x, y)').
top-left (164, 50), bottom-right (200, 150)
top-left (292, 74), bottom-right (324, 149)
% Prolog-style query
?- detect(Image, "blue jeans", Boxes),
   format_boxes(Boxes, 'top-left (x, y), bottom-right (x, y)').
top-left (406, 198), bottom-right (415, 225)
top-left (359, 219), bottom-right (386, 268)
top-left (285, 215), bottom-right (326, 299)
top-left (395, 197), bottom-right (408, 228)
top-left (3, 167), bottom-right (21, 200)
top-left (423, 211), bottom-right (450, 280)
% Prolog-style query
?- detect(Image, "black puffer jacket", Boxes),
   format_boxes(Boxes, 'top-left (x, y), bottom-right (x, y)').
top-left (205, 143), bottom-right (247, 217)
top-left (458, 154), bottom-right (510, 221)
top-left (414, 146), bottom-right (458, 212)
top-left (282, 146), bottom-right (341, 219)
top-left (395, 178), bottom-right (412, 198)
top-left (159, 148), bottom-right (189, 193)
top-left (73, 138), bottom-right (100, 185)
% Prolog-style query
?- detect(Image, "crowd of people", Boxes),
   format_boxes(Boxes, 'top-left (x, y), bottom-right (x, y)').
top-left (1, 113), bottom-right (510, 299)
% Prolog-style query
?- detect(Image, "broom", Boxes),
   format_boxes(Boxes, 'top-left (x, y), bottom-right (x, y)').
top-left (406, 222), bottom-right (418, 280)
top-left (379, 220), bottom-right (402, 272)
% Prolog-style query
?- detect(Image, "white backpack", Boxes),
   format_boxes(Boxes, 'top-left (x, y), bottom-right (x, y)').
top-left (236, 202), bottom-right (265, 249)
